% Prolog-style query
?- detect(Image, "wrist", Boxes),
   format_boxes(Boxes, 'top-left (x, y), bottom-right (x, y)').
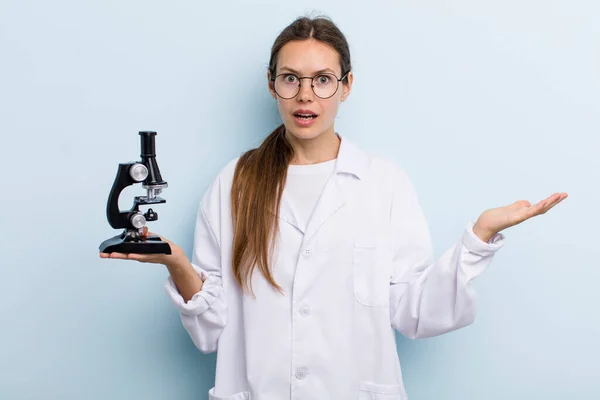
top-left (164, 251), bottom-right (190, 273)
top-left (165, 255), bottom-right (205, 296)
top-left (472, 222), bottom-right (496, 243)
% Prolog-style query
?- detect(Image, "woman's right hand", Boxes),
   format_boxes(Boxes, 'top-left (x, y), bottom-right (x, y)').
top-left (99, 227), bottom-right (186, 268)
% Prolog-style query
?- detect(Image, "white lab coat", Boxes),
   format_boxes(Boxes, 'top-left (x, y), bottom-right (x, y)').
top-left (165, 135), bottom-right (505, 400)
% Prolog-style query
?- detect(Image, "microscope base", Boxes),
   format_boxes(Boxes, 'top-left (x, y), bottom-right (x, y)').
top-left (99, 234), bottom-right (172, 254)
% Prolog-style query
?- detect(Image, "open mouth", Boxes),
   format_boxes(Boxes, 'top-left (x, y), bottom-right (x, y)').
top-left (293, 113), bottom-right (318, 120)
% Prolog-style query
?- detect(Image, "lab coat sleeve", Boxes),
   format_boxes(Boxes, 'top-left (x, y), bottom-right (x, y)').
top-left (388, 166), bottom-right (505, 339)
top-left (164, 179), bottom-right (227, 354)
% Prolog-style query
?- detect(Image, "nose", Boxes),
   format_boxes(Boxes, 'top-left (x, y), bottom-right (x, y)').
top-left (297, 77), bottom-right (314, 102)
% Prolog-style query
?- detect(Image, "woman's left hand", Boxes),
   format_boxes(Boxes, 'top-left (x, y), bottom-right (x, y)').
top-left (473, 192), bottom-right (569, 242)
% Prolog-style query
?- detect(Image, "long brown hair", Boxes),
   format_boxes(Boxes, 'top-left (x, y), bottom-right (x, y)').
top-left (230, 15), bottom-right (352, 297)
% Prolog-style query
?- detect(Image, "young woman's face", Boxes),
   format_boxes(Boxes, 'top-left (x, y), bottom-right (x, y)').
top-left (268, 39), bottom-right (353, 141)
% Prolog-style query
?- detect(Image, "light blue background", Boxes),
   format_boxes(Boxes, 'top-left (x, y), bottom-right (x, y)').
top-left (1, 0), bottom-right (598, 399)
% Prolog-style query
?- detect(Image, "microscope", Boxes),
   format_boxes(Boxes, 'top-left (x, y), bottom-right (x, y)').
top-left (99, 131), bottom-right (171, 254)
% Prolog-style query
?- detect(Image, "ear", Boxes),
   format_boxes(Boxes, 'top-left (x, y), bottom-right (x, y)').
top-left (267, 71), bottom-right (277, 100)
top-left (340, 71), bottom-right (354, 102)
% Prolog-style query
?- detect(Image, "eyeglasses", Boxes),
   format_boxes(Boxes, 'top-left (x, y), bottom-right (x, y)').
top-left (271, 72), bottom-right (349, 99)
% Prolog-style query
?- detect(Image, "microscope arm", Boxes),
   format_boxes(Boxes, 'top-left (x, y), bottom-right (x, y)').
top-left (106, 162), bottom-right (139, 230)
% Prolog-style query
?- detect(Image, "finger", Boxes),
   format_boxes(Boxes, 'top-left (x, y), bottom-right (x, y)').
top-left (145, 229), bottom-right (158, 238)
top-left (545, 193), bottom-right (561, 204)
top-left (146, 231), bottom-right (169, 243)
top-left (528, 193), bottom-right (566, 216)
top-left (127, 253), bottom-right (150, 262)
top-left (548, 192), bottom-right (568, 204)
top-left (558, 192), bottom-right (569, 201)
top-left (100, 252), bottom-right (125, 259)
top-left (109, 252), bottom-right (129, 259)
top-left (540, 193), bottom-right (568, 213)
top-left (127, 253), bottom-right (161, 263)
top-left (531, 198), bottom-right (555, 216)
top-left (511, 198), bottom-right (545, 222)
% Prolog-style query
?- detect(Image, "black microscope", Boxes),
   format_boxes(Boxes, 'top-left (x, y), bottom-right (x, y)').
top-left (99, 131), bottom-right (171, 254)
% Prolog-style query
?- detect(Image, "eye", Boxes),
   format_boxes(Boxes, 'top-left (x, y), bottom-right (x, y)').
top-left (283, 74), bottom-right (298, 83)
top-left (316, 74), bottom-right (331, 84)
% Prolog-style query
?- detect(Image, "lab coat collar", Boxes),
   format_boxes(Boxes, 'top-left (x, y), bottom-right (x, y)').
top-left (334, 134), bottom-right (368, 180)
top-left (277, 133), bottom-right (369, 238)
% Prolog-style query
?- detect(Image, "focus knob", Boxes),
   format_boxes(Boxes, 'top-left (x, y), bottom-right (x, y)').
top-left (129, 163), bottom-right (149, 182)
top-left (130, 212), bottom-right (146, 229)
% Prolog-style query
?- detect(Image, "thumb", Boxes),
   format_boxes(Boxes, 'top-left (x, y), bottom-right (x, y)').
top-left (511, 200), bottom-right (531, 208)
top-left (145, 228), bottom-right (167, 243)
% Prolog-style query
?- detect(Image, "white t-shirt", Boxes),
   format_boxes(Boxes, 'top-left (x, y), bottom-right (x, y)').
top-left (284, 158), bottom-right (337, 233)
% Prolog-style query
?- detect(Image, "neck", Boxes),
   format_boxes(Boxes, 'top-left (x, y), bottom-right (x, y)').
top-left (286, 128), bottom-right (341, 165)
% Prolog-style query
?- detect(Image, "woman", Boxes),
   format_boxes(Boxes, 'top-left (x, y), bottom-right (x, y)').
top-left (100, 15), bottom-right (567, 400)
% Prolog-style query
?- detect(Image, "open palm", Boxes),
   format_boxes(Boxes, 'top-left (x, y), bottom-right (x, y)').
top-left (99, 227), bottom-right (184, 265)
top-left (475, 192), bottom-right (568, 240)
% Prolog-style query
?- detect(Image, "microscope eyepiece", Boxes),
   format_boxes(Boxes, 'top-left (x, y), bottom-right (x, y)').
top-left (138, 131), bottom-right (167, 189)
top-left (139, 131), bottom-right (157, 157)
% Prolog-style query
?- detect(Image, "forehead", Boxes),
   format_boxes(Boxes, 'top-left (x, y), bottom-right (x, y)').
top-left (276, 39), bottom-right (341, 75)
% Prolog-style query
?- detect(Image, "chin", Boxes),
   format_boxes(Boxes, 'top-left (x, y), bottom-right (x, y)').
top-left (284, 124), bottom-right (329, 141)
top-left (288, 131), bottom-right (321, 141)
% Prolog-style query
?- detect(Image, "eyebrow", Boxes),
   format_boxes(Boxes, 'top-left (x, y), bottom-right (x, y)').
top-left (278, 66), bottom-right (338, 75)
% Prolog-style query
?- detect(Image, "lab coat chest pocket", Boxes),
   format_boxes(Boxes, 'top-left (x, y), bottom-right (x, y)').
top-left (353, 236), bottom-right (392, 307)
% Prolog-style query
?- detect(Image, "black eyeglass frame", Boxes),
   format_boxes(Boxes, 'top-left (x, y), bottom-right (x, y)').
top-left (270, 72), bottom-right (350, 99)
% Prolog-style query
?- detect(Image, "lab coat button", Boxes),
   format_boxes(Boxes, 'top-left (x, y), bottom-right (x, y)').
top-left (302, 248), bottom-right (312, 257)
top-left (295, 368), bottom-right (308, 379)
top-left (300, 307), bottom-right (310, 317)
